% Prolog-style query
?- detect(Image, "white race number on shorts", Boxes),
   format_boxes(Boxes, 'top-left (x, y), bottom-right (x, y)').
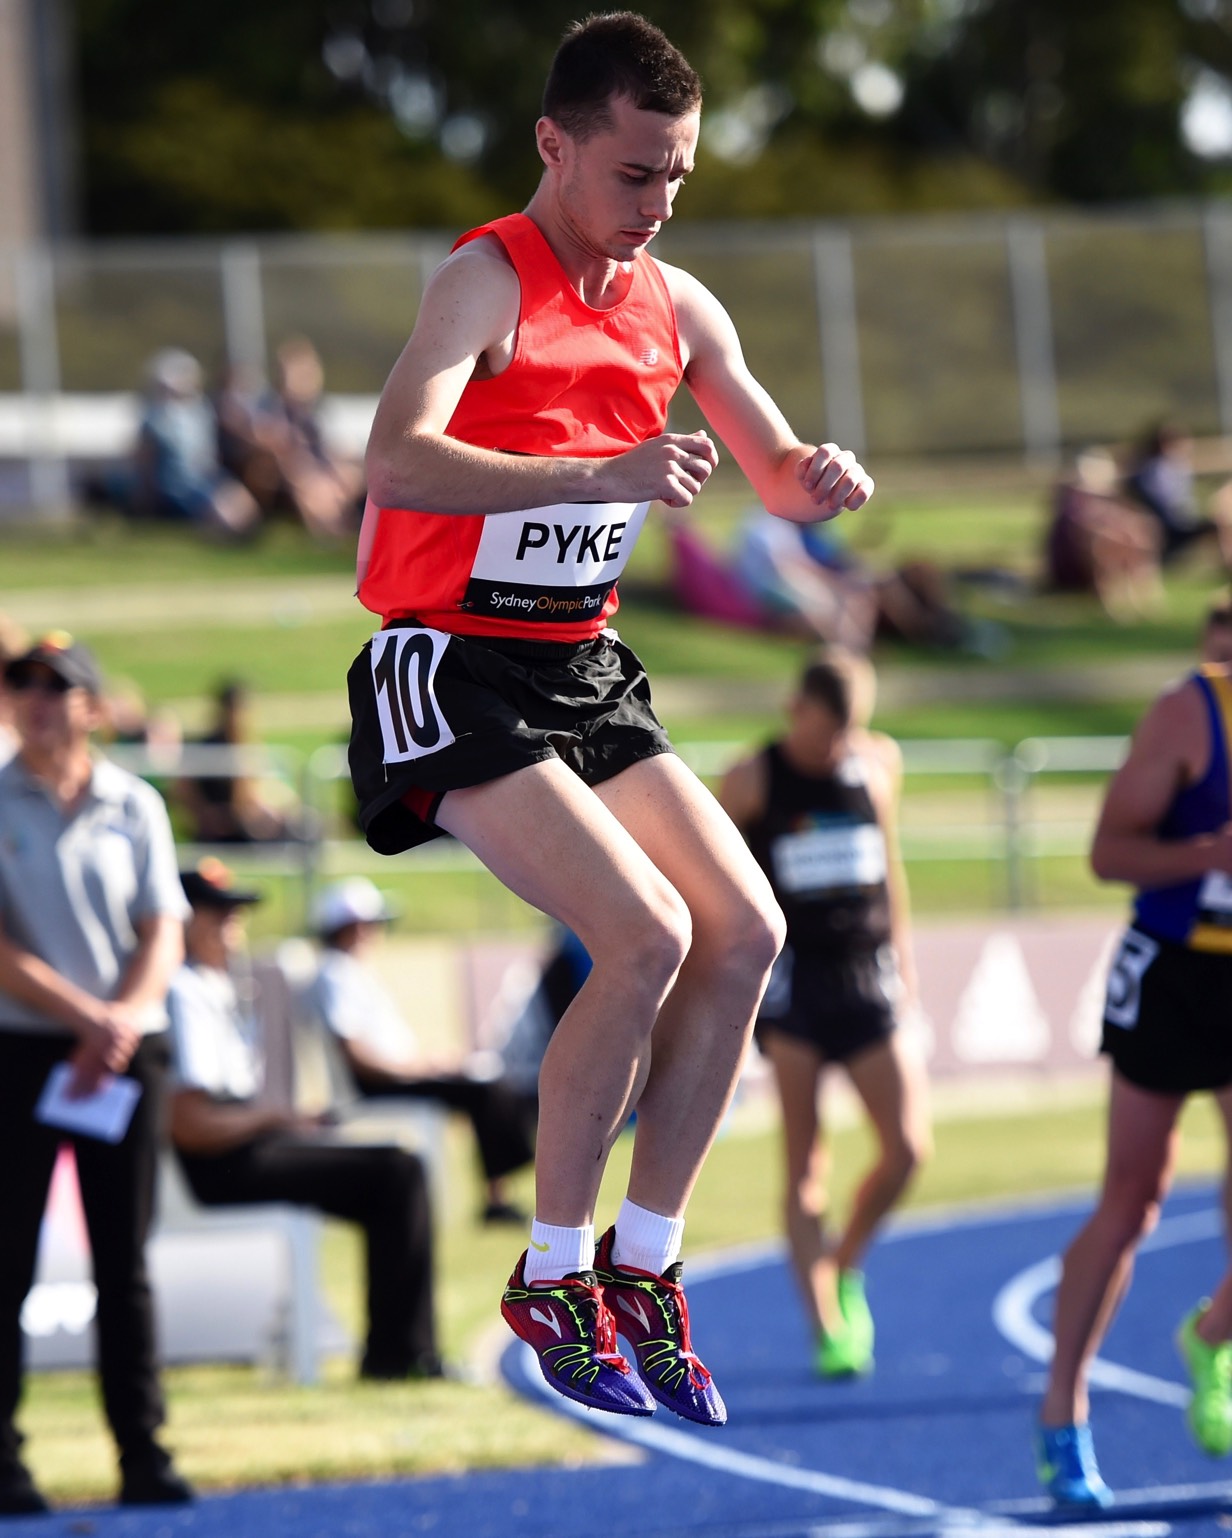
top-left (1103, 928), bottom-right (1160, 1030)
top-left (369, 628), bottom-right (456, 765)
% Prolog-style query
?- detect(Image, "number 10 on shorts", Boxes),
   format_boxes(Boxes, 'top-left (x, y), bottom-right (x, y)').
top-left (369, 628), bottom-right (456, 765)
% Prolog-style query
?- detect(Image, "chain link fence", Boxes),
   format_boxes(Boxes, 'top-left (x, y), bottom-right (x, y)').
top-left (4, 199), bottom-right (1232, 510)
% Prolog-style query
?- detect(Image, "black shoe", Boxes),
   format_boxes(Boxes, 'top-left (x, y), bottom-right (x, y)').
top-left (0, 1459), bottom-right (49, 1516)
top-left (482, 1199), bottom-right (528, 1225)
top-left (359, 1352), bottom-right (447, 1382)
top-left (118, 1449), bottom-right (194, 1507)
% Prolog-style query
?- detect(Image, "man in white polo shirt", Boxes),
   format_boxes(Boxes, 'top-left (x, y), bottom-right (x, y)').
top-left (0, 633), bottom-right (191, 1515)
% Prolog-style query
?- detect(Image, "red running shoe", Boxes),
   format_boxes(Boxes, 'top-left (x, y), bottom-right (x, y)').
top-left (501, 1251), bottom-right (656, 1416)
top-left (594, 1226), bottom-right (727, 1426)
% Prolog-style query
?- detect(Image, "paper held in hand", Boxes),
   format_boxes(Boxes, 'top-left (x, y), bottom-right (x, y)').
top-left (35, 1063), bottom-right (142, 1144)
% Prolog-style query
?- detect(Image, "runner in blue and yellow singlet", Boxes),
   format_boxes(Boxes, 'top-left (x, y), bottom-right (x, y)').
top-left (1037, 595), bottom-right (1232, 1507)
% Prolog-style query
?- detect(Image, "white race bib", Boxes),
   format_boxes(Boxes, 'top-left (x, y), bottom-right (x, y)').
top-left (369, 628), bottom-right (457, 765)
top-left (463, 500), bottom-right (649, 624)
top-left (771, 823), bottom-right (887, 896)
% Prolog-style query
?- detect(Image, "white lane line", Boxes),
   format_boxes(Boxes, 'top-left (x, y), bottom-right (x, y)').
top-left (988, 1475), bottom-right (1232, 1514)
top-left (609, 1520), bottom-right (1170, 1538)
top-left (512, 1343), bottom-right (990, 1524)
top-left (992, 1209), bottom-right (1224, 1408)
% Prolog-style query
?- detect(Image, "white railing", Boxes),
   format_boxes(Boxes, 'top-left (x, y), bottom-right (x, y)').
top-left (105, 732), bottom-right (1130, 920)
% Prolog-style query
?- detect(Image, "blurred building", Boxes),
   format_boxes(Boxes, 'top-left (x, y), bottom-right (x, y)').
top-left (0, 0), bottom-right (78, 250)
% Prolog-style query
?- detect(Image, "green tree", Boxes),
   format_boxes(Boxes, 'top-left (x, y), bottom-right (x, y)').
top-left (70, 0), bottom-right (1232, 234)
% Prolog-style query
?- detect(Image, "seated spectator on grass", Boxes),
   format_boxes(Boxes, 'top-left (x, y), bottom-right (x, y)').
top-left (1125, 421), bottom-right (1232, 569)
top-left (251, 337), bottom-right (365, 539)
top-left (127, 350), bottom-right (260, 537)
top-left (306, 878), bottom-right (536, 1224)
top-left (668, 508), bottom-right (973, 655)
top-left (174, 679), bottom-right (303, 845)
top-left (1044, 448), bottom-right (1162, 620)
top-left (167, 860), bottom-right (442, 1381)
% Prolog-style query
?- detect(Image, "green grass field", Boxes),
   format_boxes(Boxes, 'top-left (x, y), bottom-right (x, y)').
top-left (3, 488), bottom-right (1230, 1503)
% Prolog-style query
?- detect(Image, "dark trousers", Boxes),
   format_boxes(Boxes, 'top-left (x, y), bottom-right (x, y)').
top-left (356, 1072), bottom-right (534, 1184)
top-left (177, 1133), bottom-right (437, 1377)
top-left (0, 1030), bottom-right (169, 1464)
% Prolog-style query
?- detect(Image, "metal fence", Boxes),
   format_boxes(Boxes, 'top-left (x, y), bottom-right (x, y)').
top-left (110, 732), bottom-right (1129, 930)
top-left (5, 198), bottom-right (1232, 510)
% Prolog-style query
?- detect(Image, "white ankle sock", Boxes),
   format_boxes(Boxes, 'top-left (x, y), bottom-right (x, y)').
top-left (523, 1221), bottom-right (594, 1285)
top-left (612, 1199), bottom-right (684, 1275)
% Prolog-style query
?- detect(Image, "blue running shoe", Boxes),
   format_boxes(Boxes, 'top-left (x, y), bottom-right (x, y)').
top-left (594, 1226), bottom-right (727, 1426)
top-left (1035, 1423), bottom-right (1113, 1510)
top-left (501, 1252), bottom-right (655, 1416)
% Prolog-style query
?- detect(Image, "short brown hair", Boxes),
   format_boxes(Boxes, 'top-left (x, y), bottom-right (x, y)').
top-left (797, 650), bottom-right (873, 729)
top-left (1205, 589), bottom-right (1232, 630)
top-left (542, 12), bottom-right (701, 141)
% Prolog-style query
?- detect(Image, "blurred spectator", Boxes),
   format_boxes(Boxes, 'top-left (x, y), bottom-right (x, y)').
top-left (306, 878), bottom-right (535, 1224)
top-left (667, 508), bottom-right (974, 654)
top-left (0, 615), bottom-right (28, 767)
top-left (1044, 448), bottom-right (1163, 620)
top-left (167, 861), bottom-right (441, 1380)
top-left (102, 678), bottom-right (182, 762)
top-left (0, 634), bottom-right (191, 1514)
top-left (125, 349), bottom-right (260, 537)
top-left (491, 927), bottom-right (592, 1113)
top-left (233, 337), bottom-right (365, 539)
top-left (174, 679), bottom-right (302, 845)
top-left (212, 361), bottom-right (282, 510)
top-left (1125, 421), bottom-right (1232, 569)
top-left (732, 510), bottom-right (878, 650)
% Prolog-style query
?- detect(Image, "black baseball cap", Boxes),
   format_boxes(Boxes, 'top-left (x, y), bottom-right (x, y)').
top-left (5, 632), bottom-right (104, 696)
top-left (180, 858), bottom-right (264, 910)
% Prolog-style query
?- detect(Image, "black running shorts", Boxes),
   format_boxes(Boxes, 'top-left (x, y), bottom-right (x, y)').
top-left (347, 624), bottom-right (673, 854)
top-left (1100, 926), bottom-right (1232, 1095)
top-left (755, 943), bottom-right (900, 1064)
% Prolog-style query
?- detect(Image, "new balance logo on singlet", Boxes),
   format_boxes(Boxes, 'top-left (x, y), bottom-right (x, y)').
top-left (464, 499), bottom-right (651, 624)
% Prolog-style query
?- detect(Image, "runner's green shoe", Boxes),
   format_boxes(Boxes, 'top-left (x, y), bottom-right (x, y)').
top-left (838, 1271), bottom-right (874, 1363)
top-left (1178, 1303), bottom-right (1232, 1456)
top-left (816, 1325), bottom-right (868, 1378)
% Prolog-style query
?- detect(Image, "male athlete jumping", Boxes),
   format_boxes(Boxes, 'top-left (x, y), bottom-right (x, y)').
top-left (348, 11), bottom-right (873, 1423)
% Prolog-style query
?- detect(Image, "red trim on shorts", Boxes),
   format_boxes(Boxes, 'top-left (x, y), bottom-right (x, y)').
top-left (401, 785), bottom-right (437, 823)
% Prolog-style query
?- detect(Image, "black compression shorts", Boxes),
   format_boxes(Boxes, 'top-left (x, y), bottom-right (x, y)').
top-left (347, 624), bottom-right (673, 854)
top-left (1100, 926), bottom-right (1232, 1095)
top-left (755, 943), bottom-right (899, 1064)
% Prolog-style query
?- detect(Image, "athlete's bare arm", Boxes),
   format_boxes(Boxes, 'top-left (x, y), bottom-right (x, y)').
top-left (860, 728), bottom-right (918, 1007)
top-left (716, 751), bottom-right (768, 834)
top-left (664, 263), bottom-right (873, 522)
top-left (365, 238), bottom-right (719, 515)
top-left (1091, 679), bottom-right (1232, 886)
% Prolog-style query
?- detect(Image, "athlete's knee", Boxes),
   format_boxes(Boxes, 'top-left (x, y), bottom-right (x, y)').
top-left (883, 1124), bottom-right (928, 1189)
top-left (698, 888), bottom-right (784, 979)
top-left (787, 1168), bottom-right (826, 1222)
top-left (1098, 1178), bottom-right (1164, 1249)
top-left (591, 884), bottom-right (692, 1001)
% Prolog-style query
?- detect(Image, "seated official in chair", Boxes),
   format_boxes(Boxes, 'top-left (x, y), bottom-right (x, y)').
top-left (307, 877), bottom-right (536, 1223)
top-left (166, 860), bottom-right (441, 1380)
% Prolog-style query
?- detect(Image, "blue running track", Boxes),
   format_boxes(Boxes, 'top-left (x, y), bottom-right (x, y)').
top-left (7, 1186), bottom-right (1232, 1538)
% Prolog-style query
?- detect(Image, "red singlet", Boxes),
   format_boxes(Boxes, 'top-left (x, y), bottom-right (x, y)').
top-left (356, 212), bottom-right (684, 642)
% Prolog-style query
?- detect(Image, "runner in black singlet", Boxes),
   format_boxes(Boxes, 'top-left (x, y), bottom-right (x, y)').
top-left (721, 650), bottom-right (930, 1379)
